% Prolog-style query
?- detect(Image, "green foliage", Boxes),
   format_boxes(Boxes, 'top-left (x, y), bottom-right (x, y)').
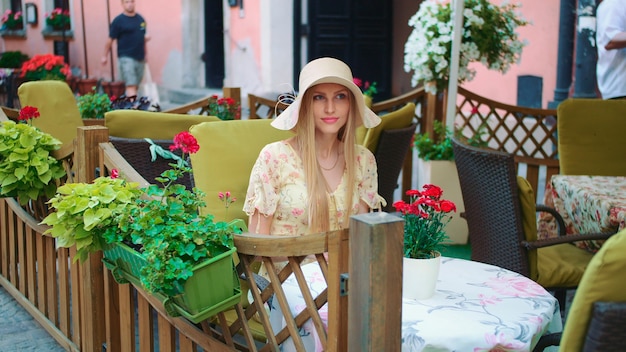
top-left (121, 160), bottom-right (239, 295)
top-left (76, 89), bottom-right (112, 119)
top-left (0, 51), bottom-right (29, 68)
top-left (0, 121), bottom-right (66, 204)
top-left (414, 120), bottom-right (487, 161)
top-left (41, 177), bottom-right (142, 262)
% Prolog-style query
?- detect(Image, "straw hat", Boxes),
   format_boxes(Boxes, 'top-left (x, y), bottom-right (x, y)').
top-left (271, 57), bottom-right (381, 131)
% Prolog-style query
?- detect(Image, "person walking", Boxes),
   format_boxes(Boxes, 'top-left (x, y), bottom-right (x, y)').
top-left (102, 0), bottom-right (148, 97)
top-left (596, 0), bottom-right (626, 99)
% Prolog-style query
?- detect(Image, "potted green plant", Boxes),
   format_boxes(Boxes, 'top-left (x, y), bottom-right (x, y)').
top-left (414, 120), bottom-right (486, 244)
top-left (76, 88), bottom-right (112, 121)
top-left (1, 9), bottom-right (23, 31)
top-left (45, 8), bottom-right (71, 31)
top-left (0, 106), bottom-right (66, 209)
top-left (0, 51), bottom-right (29, 69)
top-left (42, 131), bottom-right (241, 323)
top-left (393, 184), bottom-right (456, 299)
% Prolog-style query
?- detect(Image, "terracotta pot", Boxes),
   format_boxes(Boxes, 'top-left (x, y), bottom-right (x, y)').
top-left (102, 81), bottom-right (125, 97)
top-left (77, 78), bottom-right (98, 95)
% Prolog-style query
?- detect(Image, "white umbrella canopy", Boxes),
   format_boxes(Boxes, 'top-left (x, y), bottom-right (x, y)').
top-left (446, 0), bottom-right (465, 131)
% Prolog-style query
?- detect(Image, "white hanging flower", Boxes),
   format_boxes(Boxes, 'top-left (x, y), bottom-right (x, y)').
top-left (404, 0), bottom-right (528, 95)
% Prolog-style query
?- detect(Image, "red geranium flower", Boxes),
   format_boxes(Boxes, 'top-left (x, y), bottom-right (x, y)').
top-left (169, 132), bottom-right (200, 154)
top-left (18, 106), bottom-right (40, 121)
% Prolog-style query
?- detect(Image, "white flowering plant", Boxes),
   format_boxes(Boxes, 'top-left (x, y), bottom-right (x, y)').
top-left (404, 0), bottom-right (528, 94)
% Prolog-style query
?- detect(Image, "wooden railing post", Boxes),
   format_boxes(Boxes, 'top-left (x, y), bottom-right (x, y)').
top-left (74, 126), bottom-right (109, 352)
top-left (348, 212), bottom-right (404, 351)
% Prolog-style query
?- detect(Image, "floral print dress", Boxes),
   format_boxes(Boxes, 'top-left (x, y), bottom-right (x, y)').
top-left (243, 140), bottom-right (385, 235)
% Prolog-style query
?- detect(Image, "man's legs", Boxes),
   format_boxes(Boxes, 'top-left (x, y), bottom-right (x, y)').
top-left (118, 57), bottom-right (145, 97)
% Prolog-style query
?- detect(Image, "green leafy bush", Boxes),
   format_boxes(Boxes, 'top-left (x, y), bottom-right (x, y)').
top-left (414, 120), bottom-right (487, 161)
top-left (77, 89), bottom-right (112, 119)
top-left (0, 51), bottom-right (29, 68)
top-left (0, 120), bottom-right (66, 204)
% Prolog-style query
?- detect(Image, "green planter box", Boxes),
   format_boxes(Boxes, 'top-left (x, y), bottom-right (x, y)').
top-left (102, 242), bottom-right (241, 323)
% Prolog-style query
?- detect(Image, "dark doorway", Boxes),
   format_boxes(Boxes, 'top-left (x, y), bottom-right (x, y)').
top-left (307, 0), bottom-right (393, 100)
top-left (204, 0), bottom-right (225, 88)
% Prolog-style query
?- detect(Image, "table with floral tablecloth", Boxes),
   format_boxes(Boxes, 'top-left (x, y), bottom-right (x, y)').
top-left (540, 175), bottom-right (626, 252)
top-left (273, 257), bottom-right (562, 352)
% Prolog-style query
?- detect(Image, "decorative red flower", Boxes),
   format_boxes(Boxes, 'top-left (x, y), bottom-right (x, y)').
top-left (394, 184), bottom-right (456, 259)
top-left (18, 106), bottom-right (40, 121)
top-left (110, 169), bottom-right (119, 179)
top-left (169, 132), bottom-right (200, 154)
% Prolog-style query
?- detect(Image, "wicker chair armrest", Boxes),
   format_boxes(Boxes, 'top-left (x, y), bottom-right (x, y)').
top-left (532, 332), bottom-right (561, 352)
top-left (582, 301), bottom-right (626, 351)
top-left (522, 231), bottom-right (615, 250)
top-left (536, 204), bottom-right (566, 237)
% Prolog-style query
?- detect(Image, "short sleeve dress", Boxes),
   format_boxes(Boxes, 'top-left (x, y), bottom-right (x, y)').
top-left (243, 140), bottom-right (385, 235)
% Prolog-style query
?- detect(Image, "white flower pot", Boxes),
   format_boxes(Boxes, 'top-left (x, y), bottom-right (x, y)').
top-left (402, 254), bottom-right (441, 300)
top-left (416, 159), bottom-right (468, 244)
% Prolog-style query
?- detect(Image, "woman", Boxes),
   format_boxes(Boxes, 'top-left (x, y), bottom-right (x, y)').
top-left (244, 57), bottom-right (385, 237)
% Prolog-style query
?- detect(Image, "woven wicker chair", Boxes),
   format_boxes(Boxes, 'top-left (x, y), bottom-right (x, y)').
top-left (108, 137), bottom-right (193, 190)
top-left (533, 228), bottom-right (626, 351)
top-left (450, 138), bottom-right (615, 313)
top-left (375, 122), bottom-right (417, 211)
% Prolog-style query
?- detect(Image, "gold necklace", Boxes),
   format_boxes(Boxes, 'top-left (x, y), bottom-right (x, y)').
top-left (319, 152), bottom-right (340, 171)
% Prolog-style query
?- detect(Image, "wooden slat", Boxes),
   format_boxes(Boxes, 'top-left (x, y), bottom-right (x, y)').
top-left (8, 206), bottom-right (16, 285)
top-left (36, 232), bottom-right (46, 312)
top-left (70, 246), bottom-right (82, 349)
top-left (58, 248), bottom-right (71, 337)
top-left (138, 294), bottom-right (154, 352)
top-left (0, 199), bottom-right (8, 277)
top-left (45, 236), bottom-right (58, 325)
top-left (119, 284), bottom-right (135, 351)
top-left (179, 334), bottom-right (194, 352)
top-left (25, 227), bottom-right (36, 304)
top-left (17, 219), bottom-right (26, 294)
top-left (157, 314), bottom-right (177, 352)
top-left (104, 269), bottom-right (121, 352)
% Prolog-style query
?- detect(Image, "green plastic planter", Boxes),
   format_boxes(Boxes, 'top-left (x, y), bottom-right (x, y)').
top-left (102, 243), bottom-right (241, 323)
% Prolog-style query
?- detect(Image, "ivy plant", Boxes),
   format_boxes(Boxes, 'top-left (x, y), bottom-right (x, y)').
top-left (0, 120), bottom-right (66, 204)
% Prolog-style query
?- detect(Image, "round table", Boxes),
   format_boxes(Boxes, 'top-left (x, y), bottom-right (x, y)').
top-left (275, 256), bottom-right (563, 352)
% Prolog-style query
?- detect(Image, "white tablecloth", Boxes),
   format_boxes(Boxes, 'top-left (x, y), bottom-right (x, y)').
top-left (273, 257), bottom-right (562, 352)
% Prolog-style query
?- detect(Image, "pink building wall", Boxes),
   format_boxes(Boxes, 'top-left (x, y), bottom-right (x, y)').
top-left (2, 0), bottom-right (562, 108)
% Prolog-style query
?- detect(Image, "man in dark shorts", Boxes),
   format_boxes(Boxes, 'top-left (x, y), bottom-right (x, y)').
top-left (102, 0), bottom-right (147, 97)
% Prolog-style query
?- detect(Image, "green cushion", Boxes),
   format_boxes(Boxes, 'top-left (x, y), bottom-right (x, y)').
top-left (557, 98), bottom-right (626, 176)
top-left (355, 95), bottom-right (373, 145)
top-left (18, 80), bottom-right (84, 147)
top-left (516, 176), bottom-right (539, 280)
top-left (189, 119), bottom-right (293, 223)
top-left (536, 244), bottom-right (592, 288)
top-left (361, 102), bottom-right (415, 153)
top-left (560, 229), bottom-right (626, 351)
top-left (105, 110), bottom-right (220, 139)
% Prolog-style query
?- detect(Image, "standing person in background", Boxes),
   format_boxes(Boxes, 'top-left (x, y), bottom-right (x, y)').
top-left (596, 0), bottom-right (626, 99)
top-left (102, 0), bottom-right (147, 97)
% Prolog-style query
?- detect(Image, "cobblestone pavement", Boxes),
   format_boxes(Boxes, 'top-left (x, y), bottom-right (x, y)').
top-left (0, 286), bottom-right (65, 352)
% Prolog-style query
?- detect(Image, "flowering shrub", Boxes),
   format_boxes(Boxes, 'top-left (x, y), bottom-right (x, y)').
top-left (20, 54), bottom-right (71, 81)
top-left (207, 95), bottom-right (240, 120)
top-left (353, 77), bottom-right (378, 98)
top-left (393, 184), bottom-right (456, 259)
top-left (1, 9), bottom-right (23, 30)
top-left (45, 8), bottom-right (71, 30)
top-left (0, 107), bottom-right (66, 204)
top-left (404, 0), bottom-right (528, 94)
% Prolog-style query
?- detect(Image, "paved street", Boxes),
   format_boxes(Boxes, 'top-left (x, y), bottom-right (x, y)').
top-left (0, 286), bottom-right (65, 351)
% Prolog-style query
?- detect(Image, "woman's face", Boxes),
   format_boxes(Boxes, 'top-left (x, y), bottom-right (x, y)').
top-left (310, 83), bottom-right (351, 136)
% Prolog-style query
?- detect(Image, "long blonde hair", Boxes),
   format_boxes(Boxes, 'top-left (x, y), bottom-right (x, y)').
top-left (293, 88), bottom-right (359, 232)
